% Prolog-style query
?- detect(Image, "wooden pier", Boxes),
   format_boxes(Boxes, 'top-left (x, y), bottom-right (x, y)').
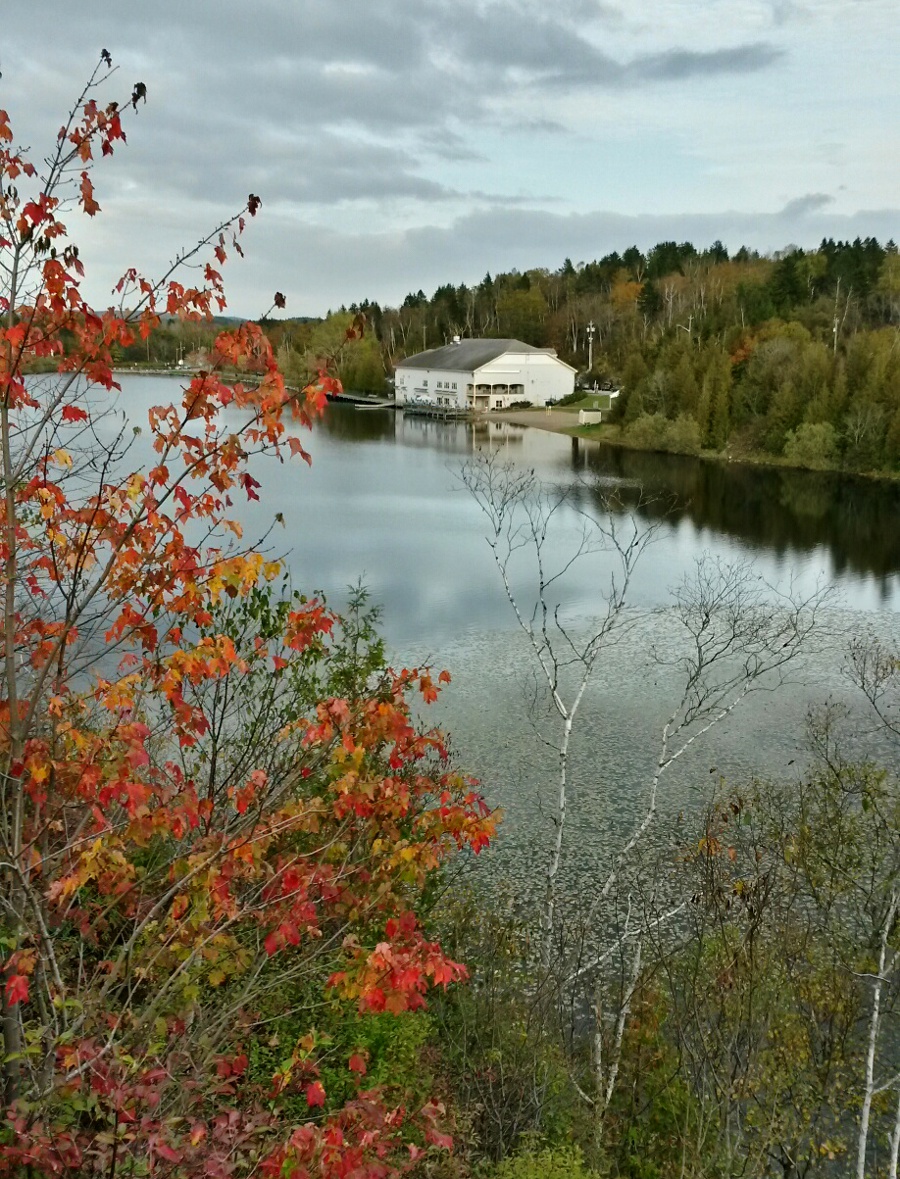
top-left (400, 405), bottom-right (471, 421)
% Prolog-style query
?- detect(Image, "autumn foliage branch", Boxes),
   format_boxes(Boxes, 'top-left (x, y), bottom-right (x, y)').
top-left (0, 53), bottom-right (493, 1178)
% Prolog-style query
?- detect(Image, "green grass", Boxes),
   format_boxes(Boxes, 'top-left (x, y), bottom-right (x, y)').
top-left (560, 393), bottom-right (612, 412)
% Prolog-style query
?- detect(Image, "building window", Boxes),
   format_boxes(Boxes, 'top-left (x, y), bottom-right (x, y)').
top-left (452, 382), bottom-right (457, 389)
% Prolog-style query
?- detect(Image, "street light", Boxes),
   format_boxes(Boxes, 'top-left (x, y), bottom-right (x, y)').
top-left (586, 320), bottom-right (596, 373)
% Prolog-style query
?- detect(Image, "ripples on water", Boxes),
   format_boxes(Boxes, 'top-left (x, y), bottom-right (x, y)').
top-left (432, 608), bottom-right (900, 893)
top-left (113, 381), bottom-right (900, 888)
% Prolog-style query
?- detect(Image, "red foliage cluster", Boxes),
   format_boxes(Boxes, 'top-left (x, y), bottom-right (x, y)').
top-left (0, 55), bottom-right (494, 1177)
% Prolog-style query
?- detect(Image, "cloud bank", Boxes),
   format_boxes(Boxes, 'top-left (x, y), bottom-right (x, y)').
top-left (0, 0), bottom-right (895, 314)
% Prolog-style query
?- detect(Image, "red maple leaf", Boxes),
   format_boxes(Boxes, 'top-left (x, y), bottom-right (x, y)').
top-left (305, 1080), bottom-right (326, 1108)
top-left (4, 974), bottom-right (28, 1006)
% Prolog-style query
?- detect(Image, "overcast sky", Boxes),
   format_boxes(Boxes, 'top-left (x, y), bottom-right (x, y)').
top-left (3, 1), bottom-right (897, 318)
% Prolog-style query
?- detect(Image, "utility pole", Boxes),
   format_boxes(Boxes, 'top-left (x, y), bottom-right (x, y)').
top-left (587, 320), bottom-right (596, 373)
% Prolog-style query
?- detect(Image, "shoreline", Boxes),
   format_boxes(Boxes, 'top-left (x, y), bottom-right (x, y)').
top-left (488, 409), bottom-right (900, 485)
top-left (75, 377), bottom-right (900, 486)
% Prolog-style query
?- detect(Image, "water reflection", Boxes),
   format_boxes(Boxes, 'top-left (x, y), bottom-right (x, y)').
top-left (107, 382), bottom-right (900, 644)
top-left (315, 407), bottom-right (532, 455)
top-left (305, 406), bottom-right (900, 636)
top-left (98, 382), bottom-right (900, 861)
top-left (573, 444), bottom-right (900, 588)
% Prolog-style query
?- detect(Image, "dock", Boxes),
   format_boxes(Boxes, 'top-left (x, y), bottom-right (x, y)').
top-left (400, 405), bottom-right (471, 421)
top-left (327, 391), bottom-right (396, 408)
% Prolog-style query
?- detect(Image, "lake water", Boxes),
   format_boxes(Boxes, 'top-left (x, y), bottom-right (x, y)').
top-left (114, 378), bottom-right (900, 884)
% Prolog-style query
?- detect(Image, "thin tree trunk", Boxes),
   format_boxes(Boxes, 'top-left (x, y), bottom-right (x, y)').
top-left (857, 890), bottom-right (898, 1179)
top-left (888, 1086), bottom-right (900, 1179)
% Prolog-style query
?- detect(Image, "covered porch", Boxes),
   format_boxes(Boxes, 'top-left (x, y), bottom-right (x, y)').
top-left (467, 382), bottom-right (526, 410)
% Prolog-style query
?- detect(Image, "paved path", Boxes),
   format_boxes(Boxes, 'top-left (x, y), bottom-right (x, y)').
top-left (489, 409), bottom-right (582, 435)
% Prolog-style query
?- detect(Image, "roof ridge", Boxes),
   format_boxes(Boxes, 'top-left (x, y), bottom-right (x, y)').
top-left (397, 337), bottom-right (557, 370)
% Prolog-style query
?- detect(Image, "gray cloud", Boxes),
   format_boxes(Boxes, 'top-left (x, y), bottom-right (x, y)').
top-left (44, 154), bottom-right (899, 319)
top-left (0, 0), bottom-right (785, 237)
top-left (0, 0), bottom-right (893, 319)
top-left (769, 0), bottom-right (814, 26)
top-left (780, 193), bottom-right (835, 217)
top-left (445, 10), bottom-right (620, 77)
top-left (632, 43), bottom-right (784, 82)
top-left (441, 11), bottom-right (780, 91)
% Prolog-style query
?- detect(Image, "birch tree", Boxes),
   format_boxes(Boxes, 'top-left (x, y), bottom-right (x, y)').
top-left (462, 451), bottom-right (828, 1138)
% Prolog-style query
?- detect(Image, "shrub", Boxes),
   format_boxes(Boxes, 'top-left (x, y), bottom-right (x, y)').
top-left (664, 413), bottom-right (702, 455)
top-left (625, 413), bottom-right (702, 455)
top-left (431, 894), bottom-right (584, 1163)
top-left (625, 412), bottom-right (669, 451)
top-left (556, 390), bottom-right (584, 407)
top-left (783, 421), bottom-right (838, 469)
top-left (0, 57), bottom-right (495, 1178)
top-left (490, 1145), bottom-right (602, 1179)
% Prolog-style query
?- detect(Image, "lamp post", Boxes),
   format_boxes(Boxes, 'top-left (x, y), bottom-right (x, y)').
top-left (586, 320), bottom-right (596, 374)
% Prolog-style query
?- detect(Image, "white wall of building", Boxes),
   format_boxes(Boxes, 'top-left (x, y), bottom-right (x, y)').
top-left (474, 352), bottom-right (574, 408)
top-left (394, 367), bottom-right (470, 408)
top-left (395, 351), bottom-right (574, 409)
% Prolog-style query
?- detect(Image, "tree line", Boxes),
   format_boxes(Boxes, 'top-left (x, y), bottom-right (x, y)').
top-left (263, 237), bottom-right (898, 474)
top-left (117, 235), bottom-right (900, 474)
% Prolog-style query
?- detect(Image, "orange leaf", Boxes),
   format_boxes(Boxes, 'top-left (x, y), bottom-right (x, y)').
top-left (80, 171), bottom-right (100, 216)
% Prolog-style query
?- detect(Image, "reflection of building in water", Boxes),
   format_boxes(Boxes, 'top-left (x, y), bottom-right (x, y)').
top-left (395, 412), bottom-right (473, 456)
top-left (395, 410), bottom-right (548, 458)
top-left (394, 338), bottom-right (575, 410)
top-left (471, 419), bottom-right (526, 448)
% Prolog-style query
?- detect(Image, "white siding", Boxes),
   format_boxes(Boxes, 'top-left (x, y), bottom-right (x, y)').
top-left (474, 352), bottom-right (574, 408)
top-left (394, 349), bottom-right (574, 409)
top-left (394, 367), bottom-right (469, 407)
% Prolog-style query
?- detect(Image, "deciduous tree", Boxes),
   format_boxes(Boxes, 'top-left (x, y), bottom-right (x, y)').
top-left (0, 55), bottom-right (493, 1177)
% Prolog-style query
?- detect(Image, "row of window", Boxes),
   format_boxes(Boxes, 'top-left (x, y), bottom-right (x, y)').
top-left (422, 379), bottom-right (457, 389)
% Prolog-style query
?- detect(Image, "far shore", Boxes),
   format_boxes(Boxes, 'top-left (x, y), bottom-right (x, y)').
top-left (488, 407), bottom-right (900, 484)
top-left (96, 376), bottom-right (900, 485)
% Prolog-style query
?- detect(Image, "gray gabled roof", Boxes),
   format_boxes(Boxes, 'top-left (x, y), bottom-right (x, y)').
top-left (396, 338), bottom-right (553, 371)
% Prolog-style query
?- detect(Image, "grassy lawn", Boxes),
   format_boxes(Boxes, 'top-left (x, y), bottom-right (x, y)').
top-left (559, 393), bottom-right (612, 411)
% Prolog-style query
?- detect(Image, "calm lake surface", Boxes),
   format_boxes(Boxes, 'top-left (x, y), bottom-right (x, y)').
top-left (116, 378), bottom-right (900, 877)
